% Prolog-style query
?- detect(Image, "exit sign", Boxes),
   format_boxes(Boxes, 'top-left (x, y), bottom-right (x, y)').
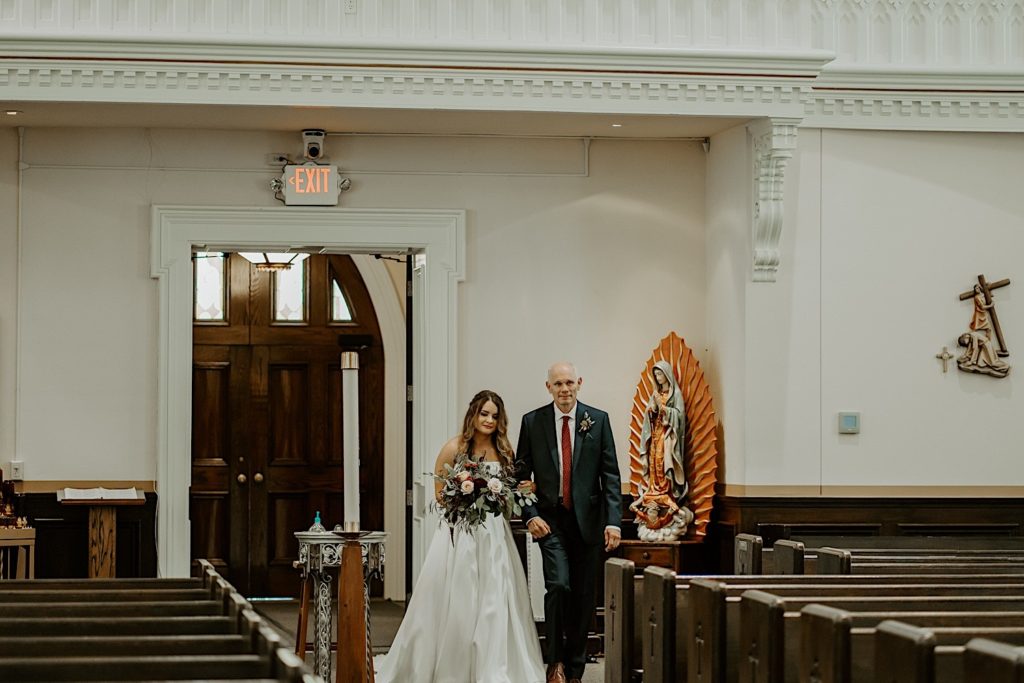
top-left (277, 163), bottom-right (343, 206)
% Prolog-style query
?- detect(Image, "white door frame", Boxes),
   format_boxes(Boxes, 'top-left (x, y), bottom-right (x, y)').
top-left (150, 205), bottom-right (464, 597)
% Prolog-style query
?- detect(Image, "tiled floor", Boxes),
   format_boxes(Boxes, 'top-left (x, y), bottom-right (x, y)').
top-left (253, 598), bottom-right (605, 682)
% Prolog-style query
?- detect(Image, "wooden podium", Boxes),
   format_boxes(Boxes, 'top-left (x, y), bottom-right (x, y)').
top-left (58, 489), bottom-right (145, 578)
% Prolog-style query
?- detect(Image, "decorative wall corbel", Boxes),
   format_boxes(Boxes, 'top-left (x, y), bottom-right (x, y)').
top-left (748, 118), bottom-right (800, 282)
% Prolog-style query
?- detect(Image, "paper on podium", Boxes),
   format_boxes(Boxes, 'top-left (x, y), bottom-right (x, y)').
top-left (60, 487), bottom-right (140, 501)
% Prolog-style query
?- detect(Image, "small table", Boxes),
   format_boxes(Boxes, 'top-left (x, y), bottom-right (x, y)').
top-left (58, 491), bottom-right (146, 578)
top-left (294, 530), bottom-right (386, 683)
top-left (617, 538), bottom-right (703, 573)
top-left (0, 527), bottom-right (35, 579)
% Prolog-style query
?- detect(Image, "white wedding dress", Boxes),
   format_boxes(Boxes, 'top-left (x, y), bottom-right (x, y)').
top-left (377, 461), bottom-right (546, 683)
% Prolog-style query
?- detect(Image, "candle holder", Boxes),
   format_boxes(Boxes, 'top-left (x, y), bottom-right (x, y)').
top-left (294, 526), bottom-right (386, 683)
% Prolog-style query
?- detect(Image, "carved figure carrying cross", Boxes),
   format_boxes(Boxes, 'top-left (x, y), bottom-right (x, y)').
top-left (959, 274), bottom-right (1011, 356)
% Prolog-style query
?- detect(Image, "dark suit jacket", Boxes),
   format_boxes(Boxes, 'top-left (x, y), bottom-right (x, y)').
top-left (515, 401), bottom-right (622, 545)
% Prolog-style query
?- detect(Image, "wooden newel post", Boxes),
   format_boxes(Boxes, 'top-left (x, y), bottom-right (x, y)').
top-left (337, 539), bottom-right (373, 683)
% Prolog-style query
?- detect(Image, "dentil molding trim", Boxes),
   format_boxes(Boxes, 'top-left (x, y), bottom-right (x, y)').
top-left (1, 47), bottom-right (1021, 130)
top-left (0, 50), bottom-right (819, 120)
top-left (748, 118), bottom-right (800, 283)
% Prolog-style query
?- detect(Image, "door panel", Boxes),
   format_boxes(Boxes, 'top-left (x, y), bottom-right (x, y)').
top-left (268, 364), bottom-right (311, 462)
top-left (192, 253), bottom-right (383, 596)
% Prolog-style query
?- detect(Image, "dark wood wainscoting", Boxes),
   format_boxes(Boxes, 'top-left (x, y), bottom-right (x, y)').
top-left (711, 495), bottom-right (1024, 573)
top-left (21, 492), bottom-right (157, 578)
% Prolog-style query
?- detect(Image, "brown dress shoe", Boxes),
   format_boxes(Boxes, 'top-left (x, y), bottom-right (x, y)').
top-left (546, 662), bottom-right (566, 683)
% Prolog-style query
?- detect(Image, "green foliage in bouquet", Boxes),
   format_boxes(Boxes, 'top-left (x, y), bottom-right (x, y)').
top-left (432, 459), bottom-right (538, 537)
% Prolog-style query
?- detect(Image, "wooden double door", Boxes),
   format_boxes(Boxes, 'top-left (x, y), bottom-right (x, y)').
top-left (191, 254), bottom-right (383, 596)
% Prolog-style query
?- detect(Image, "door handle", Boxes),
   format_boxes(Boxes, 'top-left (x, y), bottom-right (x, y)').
top-left (237, 474), bottom-right (247, 485)
top-left (254, 473), bottom-right (264, 483)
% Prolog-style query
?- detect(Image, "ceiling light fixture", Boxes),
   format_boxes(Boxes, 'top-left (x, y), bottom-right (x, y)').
top-left (239, 252), bottom-right (310, 271)
top-left (611, 123), bottom-right (622, 128)
top-left (5, 110), bottom-right (22, 116)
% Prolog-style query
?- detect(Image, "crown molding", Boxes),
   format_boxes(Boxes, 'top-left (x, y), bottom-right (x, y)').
top-left (805, 86), bottom-right (1024, 132)
top-left (817, 66), bottom-right (1024, 93)
top-left (0, 55), bottom-right (813, 120)
top-left (2, 40), bottom-right (1021, 131)
top-left (0, 38), bottom-right (835, 77)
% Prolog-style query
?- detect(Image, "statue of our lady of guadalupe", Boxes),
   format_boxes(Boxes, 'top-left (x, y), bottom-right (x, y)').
top-left (630, 360), bottom-right (694, 541)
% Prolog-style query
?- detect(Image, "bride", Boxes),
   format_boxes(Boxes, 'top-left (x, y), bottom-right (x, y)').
top-left (377, 390), bottom-right (546, 683)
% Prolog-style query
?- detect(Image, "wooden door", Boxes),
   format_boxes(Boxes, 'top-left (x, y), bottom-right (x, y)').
top-left (191, 253), bottom-right (383, 596)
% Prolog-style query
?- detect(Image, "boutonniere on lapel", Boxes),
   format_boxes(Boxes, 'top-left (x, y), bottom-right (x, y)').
top-left (578, 412), bottom-right (595, 435)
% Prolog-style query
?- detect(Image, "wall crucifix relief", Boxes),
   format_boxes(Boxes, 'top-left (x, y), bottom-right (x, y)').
top-left (956, 274), bottom-right (1011, 378)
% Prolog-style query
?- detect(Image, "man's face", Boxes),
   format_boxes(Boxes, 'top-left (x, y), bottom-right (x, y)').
top-left (546, 364), bottom-right (581, 413)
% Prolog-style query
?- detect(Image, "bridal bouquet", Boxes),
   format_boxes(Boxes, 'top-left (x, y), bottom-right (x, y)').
top-left (433, 459), bottom-right (538, 535)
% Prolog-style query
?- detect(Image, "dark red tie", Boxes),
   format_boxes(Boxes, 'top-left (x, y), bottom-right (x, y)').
top-left (561, 416), bottom-right (572, 510)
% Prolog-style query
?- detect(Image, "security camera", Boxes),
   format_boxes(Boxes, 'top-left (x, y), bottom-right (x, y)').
top-left (302, 129), bottom-right (326, 161)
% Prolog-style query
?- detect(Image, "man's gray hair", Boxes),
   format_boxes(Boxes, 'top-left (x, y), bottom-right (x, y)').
top-left (547, 361), bottom-right (578, 380)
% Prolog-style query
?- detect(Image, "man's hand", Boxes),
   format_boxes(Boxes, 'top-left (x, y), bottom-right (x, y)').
top-left (527, 517), bottom-right (551, 540)
top-left (604, 527), bottom-right (621, 552)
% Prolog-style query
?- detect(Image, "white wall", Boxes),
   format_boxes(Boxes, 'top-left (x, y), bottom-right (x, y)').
top-left (0, 129), bottom-right (17, 469)
top-left (705, 124), bottom-right (749, 485)
top-left (10, 129), bottom-right (705, 485)
top-left (727, 128), bottom-right (1024, 492)
top-left (743, 128), bottom-right (822, 489)
top-left (817, 130), bottom-right (1024, 488)
top-left (456, 138), bottom-right (706, 470)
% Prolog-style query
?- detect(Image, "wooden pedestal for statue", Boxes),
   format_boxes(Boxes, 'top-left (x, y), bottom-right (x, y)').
top-left (618, 538), bottom-right (702, 574)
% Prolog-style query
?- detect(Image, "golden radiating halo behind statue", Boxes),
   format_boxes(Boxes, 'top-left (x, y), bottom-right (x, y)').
top-left (628, 332), bottom-right (718, 539)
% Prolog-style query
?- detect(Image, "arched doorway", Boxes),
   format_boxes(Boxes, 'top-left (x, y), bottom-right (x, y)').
top-left (190, 253), bottom-right (383, 596)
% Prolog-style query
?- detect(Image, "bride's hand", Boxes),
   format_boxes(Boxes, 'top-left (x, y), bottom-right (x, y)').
top-left (527, 517), bottom-right (551, 540)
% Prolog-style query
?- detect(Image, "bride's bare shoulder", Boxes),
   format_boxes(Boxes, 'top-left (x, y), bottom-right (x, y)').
top-left (440, 436), bottom-right (463, 454)
top-left (434, 436), bottom-right (463, 466)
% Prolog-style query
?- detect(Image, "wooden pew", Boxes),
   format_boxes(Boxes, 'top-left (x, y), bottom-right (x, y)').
top-left (734, 587), bottom-right (1024, 683)
top-left (720, 583), bottom-right (1024, 683)
top-left (875, 620), bottom-right (1024, 683)
top-left (0, 559), bottom-right (319, 682)
top-left (640, 571), bottom-right (1024, 683)
top-left (746, 534), bottom-right (1024, 575)
top-left (604, 557), bottom-right (640, 683)
top-left (964, 638), bottom-right (1024, 682)
top-left (816, 547), bottom-right (1024, 575)
top-left (802, 603), bottom-right (1024, 683)
top-left (735, 534), bottom-right (764, 574)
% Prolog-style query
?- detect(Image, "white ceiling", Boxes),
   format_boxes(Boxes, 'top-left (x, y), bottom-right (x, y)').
top-left (0, 102), bottom-right (746, 138)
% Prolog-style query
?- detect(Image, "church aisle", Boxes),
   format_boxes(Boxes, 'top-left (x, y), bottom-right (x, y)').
top-left (254, 598), bottom-right (605, 682)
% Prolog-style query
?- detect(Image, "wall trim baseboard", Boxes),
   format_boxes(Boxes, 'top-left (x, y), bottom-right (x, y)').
top-left (719, 484), bottom-right (1024, 498)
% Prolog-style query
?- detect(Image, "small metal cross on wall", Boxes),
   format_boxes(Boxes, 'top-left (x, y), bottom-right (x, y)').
top-left (935, 346), bottom-right (954, 373)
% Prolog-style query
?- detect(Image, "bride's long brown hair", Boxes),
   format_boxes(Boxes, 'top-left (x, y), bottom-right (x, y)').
top-left (459, 390), bottom-right (514, 471)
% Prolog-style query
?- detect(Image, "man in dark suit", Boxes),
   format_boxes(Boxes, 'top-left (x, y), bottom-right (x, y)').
top-left (516, 362), bottom-right (622, 683)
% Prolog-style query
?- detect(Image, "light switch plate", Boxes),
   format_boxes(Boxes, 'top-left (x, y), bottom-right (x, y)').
top-left (838, 412), bottom-right (860, 434)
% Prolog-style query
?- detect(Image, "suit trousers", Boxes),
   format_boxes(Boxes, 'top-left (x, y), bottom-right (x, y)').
top-left (537, 505), bottom-right (602, 680)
